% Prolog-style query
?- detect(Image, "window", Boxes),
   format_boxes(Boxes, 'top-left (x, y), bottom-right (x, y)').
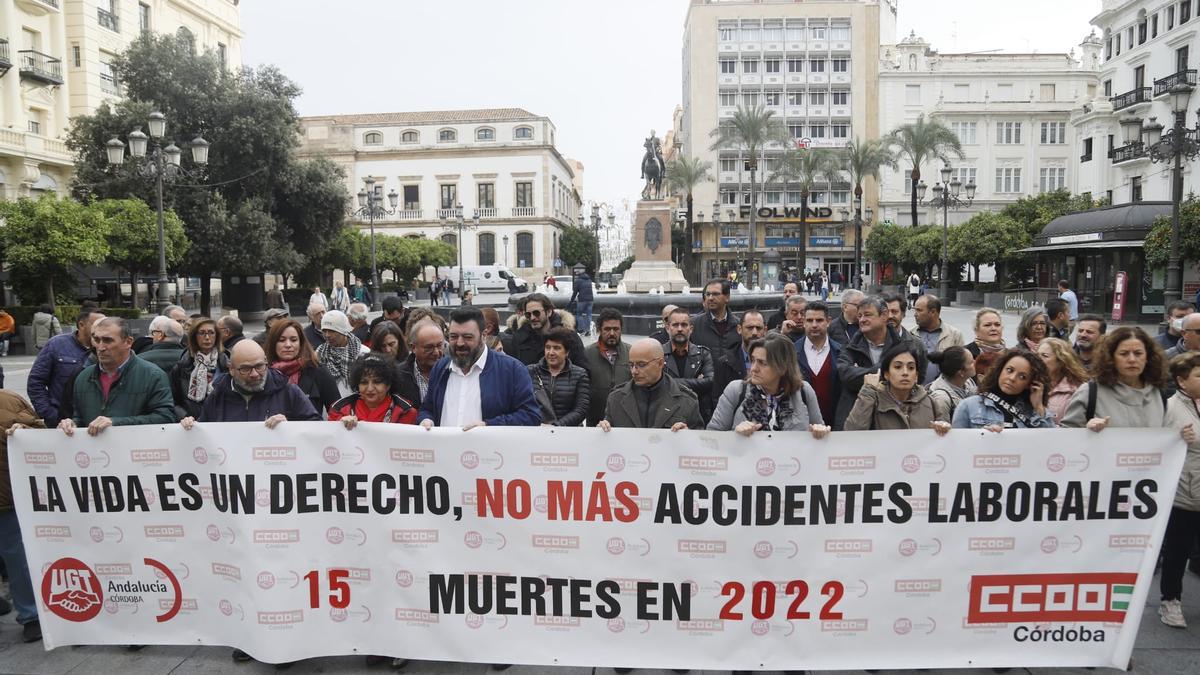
top-left (787, 92), bottom-right (803, 106)
top-left (720, 158), bottom-right (738, 172)
top-left (743, 60), bottom-right (758, 74)
top-left (363, 131), bottom-right (383, 145)
top-left (718, 26), bottom-right (735, 42)
top-left (139, 2), bottom-right (150, 32)
top-left (1116, 34), bottom-right (1122, 55)
top-left (809, 125), bottom-right (826, 138)
top-left (1039, 167), bottom-right (1067, 193)
top-left (476, 127), bottom-right (495, 141)
top-left (177, 27), bottom-right (195, 54)
top-left (1040, 121), bottom-right (1066, 144)
top-left (810, 26), bottom-right (826, 40)
top-left (1131, 175), bottom-right (1143, 202)
top-left (766, 191), bottom-right (782, 205)
top-left (1106, 37), bottom-right (1113, 60)
top-left (950, 167), bottom-right (977, 187)
top-left (514, 126), bottom-right (533, 140)
top-left (72, 44), bottom-right (80, 68)
top-left (787, 59), bottom-right (804, 73)
top-left (903, 170), bottom-right (913, 194)
top-left (763, 24), bottom-right (783, 42)
top-left (764, 91), bottom-right (781, 106)
top-left (515, 182), bottom-right (533, 208)
top-left (722, 191), bottom-right (737, 205)
top-left (830, 26), bottom-right (850, 41)
top-left (1039, 83), bottom-right (1055, 101)
top-left (217, 43), bottom-right (227, 69)
top-left (720, 59), bottom-right (736, 74)
top-left (996, 121), bottom-right (1022, 144)
top-left (1179, 46), bottom-right (1191, 71)
top-left (809, 91), bottom-right (826, 105)
top-left (515, 233), bottom-right (533, 267)
top-left (1169, 6), bottom-right (1176, 29)
top-left (832, 91), bottom-right (849, 105)
top-left (1134, 64), bottom-right (1145, 88)
top-left (401, 130), bottom-right (418, 143)
top-left (1139, 20), bottom-right (1147, 44)
top-left (1103, 79), bottom-right (1112, 97)
top-left (832, 59), bottom-right (849, 73)
top-left (440, 185), bottom-right (457, 209)
top-left (402, 185), bottom-right (419, 210)
top-left (810, 60), bottom-right (826, 73)
top-left (741, 25), bottom-right (760, 42)
top-left (1082, 138), bottom-right (1094, 161)
top-left (438, 129), bottom-right (457, 142)
top-left (99, 52), bottom-right (119, 94)
top-left (810, 192), bottom-right (827, 205)
top-left (905, 84), bottom-right (921, 105)
top-left (28, 119), bottom-right (40, 135)
top-left (832, 191), bottom-right (849, 204)
top-left (786, 24), bottom-right (805, 42)
top-left (742, 92), bottom-right (760, 106)
top-left (832, 124), bottom-right (848, 139)
top-left (995, 168), bottom-right (1022, 193)
top-left (1108, 134), bottom-right (1115, 155)
top-left (788, 124), bottom-right (804, 139)
top-left (950, 121), bottom-right (977, 144)
top-left (1153, 14), bottom-right (1159, 37)
top-left (478, 233), bottom-right (496, 265)
top-left (765, 59), bottom-right (780, 73)
top-left (720, 92), bottom-right (737, 107)
top-left (478, 183), bottom-right (495, 209)
top-left (441, 233), bottom-right (457, 248)
top-left (1184, 1), bottom-right (1193, 23)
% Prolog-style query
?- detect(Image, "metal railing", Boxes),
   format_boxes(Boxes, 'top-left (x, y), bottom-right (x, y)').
top-left (97, 8), bottom-right (119, 32)
top-left (0, 39), bottom-right (10, 69)
top-left (396, 209), bottom-right (423, 220)
top-left (35, 0), bottom-right (60, 8)
top-left (436, 208), bottom-right (463, 220)
top-left (1110, 86), bottom-right (1151, 111)
top-left (1154, 69), bottom-right (1198, 97)
top-left (475, 208), bottom-right (498, 218)
top-left (1110, 142), bottom-right (1147, 164)
top-left (17, 50), bottom-right (63, 84)
top-left (512, 206), bottom-right (536, 217)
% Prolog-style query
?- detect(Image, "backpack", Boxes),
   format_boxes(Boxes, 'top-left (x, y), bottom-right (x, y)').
top-left (1084, 380), bottom-right (1169, 421)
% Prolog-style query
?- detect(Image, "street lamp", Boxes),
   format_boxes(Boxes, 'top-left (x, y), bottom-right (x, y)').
top-left (711, 201), bottom-right (721, 280)
top-left (917, 163), bottom-right (976, 300)
top-left (588, 202), bottom-right (615, 276)
top-left (838, 191), bottom-right (875, 290)
top-left (105, 111), bottom-right (209, 313)
top-left (440, 204), bottom-right (479, 301)
top-left (351, 176), bottom-right (398, 311)
top-left (503, 234), bottom-right (510, 267)
top-left (1130, 81), bottom-right (1200, 305)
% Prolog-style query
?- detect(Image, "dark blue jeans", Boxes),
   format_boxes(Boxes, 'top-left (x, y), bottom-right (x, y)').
top-left (575, 302), bottom-right (593, 334)
top-left (0, 509), bottom-right (38, 624)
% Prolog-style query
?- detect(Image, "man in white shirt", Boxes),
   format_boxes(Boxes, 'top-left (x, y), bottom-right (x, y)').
top-left (795, 300), bottom-right (840, 426)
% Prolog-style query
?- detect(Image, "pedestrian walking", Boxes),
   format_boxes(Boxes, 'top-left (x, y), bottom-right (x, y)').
top-left (1036, 338), bottom-right (1089, 424)
top-left (528, 327), bottom-right (590, 427)
top-left (265, 319), bottom-right (340, 416)
top-left (170, 318), bottom-right (228, 419)
top-left (830, 268), bottom-right (842, 294)
top-left (441, 278), bottom-right (454, 306)
top-left (843, 342), bottom-right (951, 433)
top-left (708, 333), bottom-right (829, 438)
top-left (0, 309), bottom-right (16, 357)
top-left (570, 270), bottom-right (595, 335)
top-left (331, 280), bottom-right (350, 312)
top-left (31, 304), bottom-right (60, 352)
top-left (1058, 279), bottom-right (1079, 324)
top-left (951, 348), bottom-right (1055, 430)
top-left (309, 286), bottom-right (329, 311)
top-left (906, 272), bottom-right (921, 305)
top-left (430, 276), bottom-right (441, 307)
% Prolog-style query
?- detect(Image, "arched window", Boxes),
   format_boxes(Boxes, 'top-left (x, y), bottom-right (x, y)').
top-left (513, 126), bottom-right (533, 140)
top-left (440, 233), bottom-right (457, 248)
top-left (401, 130), bottom-right (419, 143)
top-left (438, 129), bottom-right (457, 143)
top-left (363, 131), bottom-right (383, 145)
top-left (478, 233), bottom-right (496, 265)
top-left (476, 127), bottom-right (495, 141)
top-left (176, 27), bottom-right (195, 54)
top-left (516, 232), bottom-right (534, 268)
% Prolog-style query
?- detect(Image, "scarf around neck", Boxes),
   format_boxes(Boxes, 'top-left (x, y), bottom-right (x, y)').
top-left (271, 358), bottom-right (304, 385)
top-left (740, 382), bottom-right (795, 431)
top-left (316, 333), bottom-right (362, 383)
top-left (187, 350), bottom-right (220, 403)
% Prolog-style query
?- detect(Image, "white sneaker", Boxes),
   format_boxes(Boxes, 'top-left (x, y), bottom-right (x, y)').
top-left (1160, 599), bottom-right (1187, 628)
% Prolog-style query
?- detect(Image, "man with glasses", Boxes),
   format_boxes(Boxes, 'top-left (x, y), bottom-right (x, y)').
top-left (691, 279), bottom-right (741, 353)
top-left (1167, 313), bottom-right (1200, 359)
top-left (139, 316), bottom-right (185, 373)
top-left (398, 320), bottom-right (445, 408)
top-left (501, 293), bottom-right (587, 370)
top-left (598, 338), bottom-right (703, 431)
top-left (419, 307), bottom-right (540, 429)
top-left (180, 340), bottom-right (318, 426)
top-left (217, 315), bottom-right (247, 351)
top-left (57, 318), bottom-right (176, 437)
top-left (584, 308), bottom-right (631, 426)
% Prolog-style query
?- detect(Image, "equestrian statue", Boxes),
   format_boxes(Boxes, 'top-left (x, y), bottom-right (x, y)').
top-left (640, 130), bottom-right (665, 200)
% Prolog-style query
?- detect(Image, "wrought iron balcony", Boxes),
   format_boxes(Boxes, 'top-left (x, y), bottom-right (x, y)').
top-left (1110, 142), bottom-right (1147, 164)
top-left (0, 39), bottom-right (11, 77)
top-left (18, 50), bottom-right (63, 85)
top-left (97, 8), bottom-right (119, 32)
top-left (1154, 69), bottom-right (1198, 97)
top-left (1111, 87), bottom-right (1152, 111)
top-left (1080, 152), bottom-right (1093, 163)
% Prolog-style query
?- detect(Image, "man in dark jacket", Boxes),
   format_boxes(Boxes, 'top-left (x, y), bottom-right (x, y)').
top-left (396, 321), bottom-right (445, 408)
top-left (304, 302), bottom-right (326, 348)
top-left (599, 338), bottom-right (702, 431)
top-left (0, 391), bottom-right (46, 643)
top-left (712, 309), bottom-right (766, 398)
top-left (795, 301), bottom-right (841, 428)
top-left (347, 303), bottom-right (372, 343)
top-left (570, 271), bottom-right (595, 335)
top-left (662, 308), bottom-right (715, 417)
top-left (648, 304), bottom-right (678, 344)
top-left (584, 308), bottom-right (631, 426)
top-left (369, 295), bottom-right (410, 336)
top-left (253, 308), bottom-right (291, 347)
top-left (183, 341), bottom-right (318, 425)
top-left (27, 308), bottom-right (105, 427)
top-left (827, 289), bottom-right (863, 347)
top-left (218, 315), bottom-right (247, 351)
top-left (834, 296), bottom-right (927, 430)
top-left (139, 316), bottom-right (186, 373)
top-left (58, 317), bottom-right (176, 436)
top-left (691, 279), bottom-right (741, 353)
top-left (766, 282), bottom-right (800, 331)
top-left (418, 307), bottom-right (541, 428)
top-left (500, 293), bottom-right (586, 369)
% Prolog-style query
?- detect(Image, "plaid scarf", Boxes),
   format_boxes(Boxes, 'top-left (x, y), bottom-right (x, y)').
top-left (316, 333), bottom-right (362, 384)
top-left (739, 382), bottom-right (795, 431)
top-left (186, 350), bottom-right (220, 403)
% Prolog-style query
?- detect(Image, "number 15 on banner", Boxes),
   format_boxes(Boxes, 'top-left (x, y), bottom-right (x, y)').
top-left (303, 569), bottom-right (350, 609)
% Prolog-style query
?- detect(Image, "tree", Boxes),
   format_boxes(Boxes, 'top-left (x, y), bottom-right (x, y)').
top-left (710, 104), bottom-right (790, 285)
top-left (375, 236), bottom-right (422, 284)
top-left (1145, 197), bottom-right (1200, 268)
top-left (414, 238), bottom-right (455, 281)
top-left (1000, 189), bottom-right (1099, 240)
top-left (864, 222), bottom-right (908, 272)
top-left (889, 115), bottom-right (964, 227)
top-left (842, 137), bottom-right (896, 286)
top-left (560, 226), bottom-right (599, 273)
top-left (770, 147), bottom-right (843, 269)
top-left (96, 198), bottom-right (189, 306)
top-left (612, 255), bottom-right (636, 277)
top-left (948, 212), bottom-right (1031, 283)
top-left (0, 196), bottom-right (110, 305)
top-left (665, 154), bottom-right (712, 283)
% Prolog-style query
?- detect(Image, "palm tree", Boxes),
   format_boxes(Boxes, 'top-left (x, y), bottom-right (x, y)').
top-left (889, 114), bottom-right (964, 227)
top-left (710, 104), bottom-right (790, 286)
top-left (666, 155), bottom-right (712, 284)
top-left (770, 147), bottom-right (843, 279)
top-left (842, 137), bottom-right (896, 288)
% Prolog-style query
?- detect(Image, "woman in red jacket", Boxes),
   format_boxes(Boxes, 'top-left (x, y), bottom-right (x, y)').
top-left (328, 354), bottom-right (417, 427)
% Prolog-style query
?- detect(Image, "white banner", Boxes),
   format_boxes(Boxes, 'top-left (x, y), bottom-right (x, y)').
top-left (10, 424), bottom-right (1184, 670)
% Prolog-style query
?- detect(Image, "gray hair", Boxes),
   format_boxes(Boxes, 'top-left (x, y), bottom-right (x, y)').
top-left (785, 294), bottom-right (807, 309)
top-left (307, 303), bottom-right (325, 318)
top-left (149, 316), bottom-right (184, 337)
top-left (857, 295), bottom-right (888, 316)
top-left (95, 316), bottom-right (131, 340)
top-left (218, 315), bottom-right (243, 336)
top-left (1017, 306), bottom-right (1049, 342)
top-left (161, 304), bottom-right (184, 317)
top-left (347, 303), bottom-right (368, 322)
top-left (841, 289), bottom-right (865, 305)
top-left (408, 318), bottom-right (445, 347)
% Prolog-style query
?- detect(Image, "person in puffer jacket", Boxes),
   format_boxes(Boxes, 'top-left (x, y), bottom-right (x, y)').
top-left (181, 341), bottom-right (318, 427)
top-left (527, 328), bottom-right (589, 426)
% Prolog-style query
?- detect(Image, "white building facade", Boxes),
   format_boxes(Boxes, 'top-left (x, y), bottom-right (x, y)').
top-left (878, 32), bottom-right (1101, 228)
top-left (0, 0), bottom-right (242, 199)
top-left (680, 0), bottom-right (896, 283)
top-left (297, 109), bottom-right (581, 284)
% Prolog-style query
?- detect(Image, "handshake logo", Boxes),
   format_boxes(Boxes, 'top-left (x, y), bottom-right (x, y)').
top-left (41, 558), bottom-right (103, 622)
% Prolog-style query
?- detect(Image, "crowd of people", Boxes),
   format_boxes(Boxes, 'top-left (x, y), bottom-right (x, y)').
top-left (1, 277), bottom-right (1200, 666)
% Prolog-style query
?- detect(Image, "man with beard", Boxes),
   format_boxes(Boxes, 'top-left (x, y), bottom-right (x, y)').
top-left (419, 307), bottom-right (540, 429)
top-left (767, 282), bottom-right (800, 331)
top-left (181, 341), bottom-right (318, 425)
top-left (712, 309), bottom-right (766, 397)
top-left (691, 279), bottom-right (741, 352)
top-left (501, 293), bottom-right (587, 369)
top-left (772, 294), bottom-right (807, 342)
top-left (599, 338), bottom-right (703, 431)
top-left (662, 308), bottom-right (715, 416)
top-left (584, 308), bottom-right (631, 426)
top-left (1073, 314), bottom-right (1106, 370)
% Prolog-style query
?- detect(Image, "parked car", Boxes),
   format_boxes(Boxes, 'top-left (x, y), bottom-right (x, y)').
top-left (436, 265), bottom-right (529, 293)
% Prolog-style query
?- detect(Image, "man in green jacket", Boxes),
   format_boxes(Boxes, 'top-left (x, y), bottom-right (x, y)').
top-left (583, 307), bottom-right (631, 426)
top-left (59, 317), bottom-right (176, 436)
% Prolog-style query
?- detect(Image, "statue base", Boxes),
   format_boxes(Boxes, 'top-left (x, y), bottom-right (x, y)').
top-left (619, 260), bottom-right (689, 292)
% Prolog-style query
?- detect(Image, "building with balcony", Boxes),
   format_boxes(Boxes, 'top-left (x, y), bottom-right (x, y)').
top-left (0, 0), bottom-right (242, 200)
top-left (297, 108), bottom-right (582, 284)
top-left (680, 0), bottom-right (896, 284)
top-left (878, 31), bottom-right (1101, 228)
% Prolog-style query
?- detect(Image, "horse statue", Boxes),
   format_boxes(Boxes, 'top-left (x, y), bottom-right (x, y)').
top-left (640, 131), bottom-right (665, 200)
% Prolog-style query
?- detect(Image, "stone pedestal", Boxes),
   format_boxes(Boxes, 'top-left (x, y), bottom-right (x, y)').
top-left (620, 200), bottom-right (688, 292)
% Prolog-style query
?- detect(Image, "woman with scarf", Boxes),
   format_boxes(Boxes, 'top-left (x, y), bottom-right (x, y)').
top-left (170, 319), bottom-right (229, 419)
top-left (708, 333), bottom-right (830, 438)
top-left (927, 346), bottom-right (977, 417)
top-left (844, 343), bottom-right (952, 433)
top-left (1037, 337), bottom-right (1090, 423)
top-left (315, 310), bottom-right (369, 396)
top-left (951, 348), bottom-right (1056, 431)
top-left (1016, 306), bottom-right (1049, 351)
top-left (328, 354), bottom-right (417, 428)
top-left (265, 318), bottom-right (339, 416)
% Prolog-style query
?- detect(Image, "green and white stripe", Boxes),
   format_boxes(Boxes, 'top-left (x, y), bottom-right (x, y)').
top-left (1110, 584), bottom-right (1134, 612)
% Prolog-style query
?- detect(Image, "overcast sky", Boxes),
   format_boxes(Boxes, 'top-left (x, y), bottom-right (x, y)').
top-left (241, 1), bottom-right (1099, 210)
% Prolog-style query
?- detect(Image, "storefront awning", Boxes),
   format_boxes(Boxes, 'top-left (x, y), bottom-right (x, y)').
top-left (1032, 201), bottom-right (1171, 248)
top-left (1019, 240), bottom-right (1144, 253)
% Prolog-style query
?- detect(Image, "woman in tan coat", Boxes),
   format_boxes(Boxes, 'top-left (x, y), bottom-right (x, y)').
top-left (844, 343), bottom-right (951, 433)
top-left (1159, 351), bottom-right (1200, 629)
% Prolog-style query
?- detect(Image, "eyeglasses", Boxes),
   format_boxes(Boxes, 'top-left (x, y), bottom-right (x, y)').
top-left (525, 310), bottom-right (543, 318)
top-left (150, 329), bottom-right (164, 337)
top-left (234, 363), bottom-right (268, 375)
top-left (1183, 328), bottom-right (1200, 335)
top-left (629, 359), bottom-right (662, 370)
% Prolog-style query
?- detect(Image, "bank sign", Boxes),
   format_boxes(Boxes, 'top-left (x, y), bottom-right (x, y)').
top-left (717, 236), bottom-right (844, 248)
top-left (738, 206), bottom-right (836, 221)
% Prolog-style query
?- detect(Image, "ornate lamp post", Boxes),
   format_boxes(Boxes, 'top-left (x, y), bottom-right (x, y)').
top-left (917, 164), bottom-right (976, 300)
top-left (106, 111), bottom-right (209, 313)
top-left (589, 202), bottom-right (615, 275)
top-left (440, 205), bottom-right (479, 301)
top-left (352, 176), bottom-right (398, 311)
top-left (502, 234), bottom-right (510, 267)
top-left (710, 201), bottom-right (721, 281)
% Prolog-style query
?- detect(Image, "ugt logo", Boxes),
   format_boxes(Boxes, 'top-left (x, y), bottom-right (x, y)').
top-left (41, 558), bottom-right (103, 622)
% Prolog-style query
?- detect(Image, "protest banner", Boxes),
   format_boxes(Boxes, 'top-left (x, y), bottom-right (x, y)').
top-left (10, 424), bottom-right (1183, 669)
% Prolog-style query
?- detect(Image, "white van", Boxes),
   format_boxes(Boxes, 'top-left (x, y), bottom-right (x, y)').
top-left (436, 265), bottom-right (529, 293)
